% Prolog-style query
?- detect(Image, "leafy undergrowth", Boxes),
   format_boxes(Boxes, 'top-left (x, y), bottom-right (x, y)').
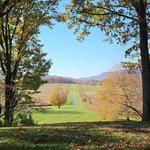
top-left (0, 121), bottom-right (150, 150)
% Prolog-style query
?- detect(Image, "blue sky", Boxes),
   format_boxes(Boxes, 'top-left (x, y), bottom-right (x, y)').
top-left (37, 0), bottom-right (131, 78)
top-left (38, 23), bottom-right (127, 78)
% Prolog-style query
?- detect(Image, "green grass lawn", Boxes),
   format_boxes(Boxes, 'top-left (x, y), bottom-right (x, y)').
top-left (33, 105), bottom-right (100, 124)
top-left (33, 84), bottom-right (100, 124)
top-left (0, 121), bottom-right (150, 150)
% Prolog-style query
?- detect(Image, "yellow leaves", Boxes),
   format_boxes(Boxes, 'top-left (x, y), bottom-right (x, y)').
top-left (12, 50), bottom-right (19, 61)
top-left (97, 70), bottom-right (142, 121)
top-left (16, 26), bottom-right (22, 35)
top-left (49, 85), bottom-right (67, 108)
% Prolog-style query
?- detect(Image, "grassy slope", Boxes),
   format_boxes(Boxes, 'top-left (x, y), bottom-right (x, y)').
top-left (33, 84), bottom-right (100, 124)
top-left (0, 121), bottom-right (150, 150)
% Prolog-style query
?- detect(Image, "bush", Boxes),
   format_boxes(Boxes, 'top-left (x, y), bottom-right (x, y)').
top-left (0, 119), bottom-right (3, 127)
top-left (81, 97), bottom-right (87, 103)
top-left (13, 112), bottom-right (35, 126)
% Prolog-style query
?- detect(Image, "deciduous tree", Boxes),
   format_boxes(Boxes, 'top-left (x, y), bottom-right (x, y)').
top-left (0, 0), bottom-right (17, 18)
top-left (0, 0), bottom-right (58, 126)
top-left (0, 72), bottom-right (4, 117)
top-left (97, 67), bottom-right (142, 121)
top-left (49, 86), bottom-right (67, 109)
top-left (65, 0), bottom-right (150, 121)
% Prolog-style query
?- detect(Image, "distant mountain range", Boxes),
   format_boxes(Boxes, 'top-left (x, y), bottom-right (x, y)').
top-left (42, 72), bottom-right (109, 84)
top-left (78, 72), bottom-right (108, 81)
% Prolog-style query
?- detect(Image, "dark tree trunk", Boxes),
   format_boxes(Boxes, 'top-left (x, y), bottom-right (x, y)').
top-left (138, 1), bottom-right (150, 121)
top-left (4, 75), bottom-right (14, 126)
top-left (127, 116), bottom-right (130, 122)
top-left (0, 104), bottom-right (1, 115)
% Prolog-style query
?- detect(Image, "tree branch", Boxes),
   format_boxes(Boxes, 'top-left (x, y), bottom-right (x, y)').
top-left (78, 5), bottom-right (138, 21)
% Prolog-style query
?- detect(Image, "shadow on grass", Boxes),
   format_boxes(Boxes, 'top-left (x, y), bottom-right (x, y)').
top-left (0, 121), bottom-right (150, 150)
top-left (35, 109), bottom-right (83, 115)
top-left (96, 121), bottom-right (150, 133)
top-left (0, 127), bottom-right (120, 150)
top-left (40, 120), bottom-right (150, 133)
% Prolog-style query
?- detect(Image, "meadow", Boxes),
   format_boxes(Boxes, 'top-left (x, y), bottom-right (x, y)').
top-left (33, 84), bottom-right (100, 124)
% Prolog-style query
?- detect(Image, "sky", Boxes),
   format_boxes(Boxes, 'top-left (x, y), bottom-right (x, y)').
top-left (38, 1), bottom-right (128, 78)
top-left (38, 24), bottom-right (127, 78)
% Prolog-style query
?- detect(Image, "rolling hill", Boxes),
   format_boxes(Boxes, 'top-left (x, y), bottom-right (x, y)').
top-left (42, 72), bottom-right (109, 84)
top-left (78, 72), bottom-right (108, 81)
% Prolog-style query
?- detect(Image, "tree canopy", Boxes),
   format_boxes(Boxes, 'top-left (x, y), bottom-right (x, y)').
top-left (97, 66), bottom-right (142, 121)
top-left (64, 0), bottom-right (150, 121)
top-left (0, 0), bottom-right (59, 126)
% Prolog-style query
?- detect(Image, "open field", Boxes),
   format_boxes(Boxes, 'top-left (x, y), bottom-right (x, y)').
top-left (0, 121), bottom-right (150, 150)
top-left (79, 84), bottom-right (100, 98)
top-left (33, 83), bottom-right (100, 105)
top-left (33, 84), bottom-right (100, 124)
top-left (33, 105), bottom-right (100, 124)
top-left (33, 83), bottom-right (70, 105)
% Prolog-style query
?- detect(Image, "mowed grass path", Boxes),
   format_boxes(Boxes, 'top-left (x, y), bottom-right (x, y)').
top-left (33, 84), bottom-right (100, 124)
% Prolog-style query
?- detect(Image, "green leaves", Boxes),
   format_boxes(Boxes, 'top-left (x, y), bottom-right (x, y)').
top-left (65, 0), bottom-right (149, 55)
top-left (0, 0), bottom-right (59, 125)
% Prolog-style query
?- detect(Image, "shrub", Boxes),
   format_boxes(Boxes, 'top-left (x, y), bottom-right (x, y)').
top-left (81, 97), bottom-right (87, 103)
top-left (13, 111), bottom-right (35, 126)
top-left (0, 119), bottom-right (3, 127)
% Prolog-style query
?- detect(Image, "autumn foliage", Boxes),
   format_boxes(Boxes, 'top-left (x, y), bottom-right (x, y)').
top-left (97, 69), bottom-right (142, 121)
top-left (81, 97), bottom-right (87, 103)
top-left (49, 86), bottom-right (67, 109)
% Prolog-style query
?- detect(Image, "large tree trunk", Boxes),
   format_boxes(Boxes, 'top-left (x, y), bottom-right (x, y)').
top-left (4, 75), bottom-right (14, 126)
top-left (138, 1), bottom-right (150, 121)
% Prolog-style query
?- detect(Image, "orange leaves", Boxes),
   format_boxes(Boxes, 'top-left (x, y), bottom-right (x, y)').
top-left (97, 69), bottom-right (142, 121)
top-left (97, 78), bottom-right (122, 120)
top-left (49, 86), bottom-right (67, 108)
